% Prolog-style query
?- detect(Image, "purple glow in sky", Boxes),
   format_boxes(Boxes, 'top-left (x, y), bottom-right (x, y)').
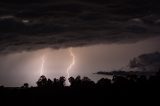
top-left (0, 36), bottom-right (159, 86)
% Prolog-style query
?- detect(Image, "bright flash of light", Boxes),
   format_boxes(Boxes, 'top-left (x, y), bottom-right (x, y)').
top-left (40, 55), bottom-right (45, 76)
top-left (66, 48), bottom-right (75, 86)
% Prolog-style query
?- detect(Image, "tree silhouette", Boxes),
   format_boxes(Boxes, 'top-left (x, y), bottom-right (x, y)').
top-left (21, 83), bottom-right (29, 88)
top-left (96, 78), bottom-right (111, 88)
top-left (47, 78), bottom-right (53, 88)
top-left (58, 76), bottom-right (65, 88)
top-left (81, 77), bottom-right (95, 88)
top-left (53, 78), bottom-right (59, 87)
top-left (36, 75), bottom-right (48, 87)
top-left (69, 76), bottom-right (82, 88)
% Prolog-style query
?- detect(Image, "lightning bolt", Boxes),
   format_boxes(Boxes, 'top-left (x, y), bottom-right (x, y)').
top-left (40, 55), bottom-right (45, 76)
top-left (66, 48), bottom-right (75, 86)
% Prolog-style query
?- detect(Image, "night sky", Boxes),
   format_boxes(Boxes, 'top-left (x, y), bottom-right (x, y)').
top-left (0, 0), bottom-right (160, 86)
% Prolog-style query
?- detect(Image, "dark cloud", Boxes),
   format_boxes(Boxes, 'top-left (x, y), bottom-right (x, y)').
top-left (95, 52), bottom-right (160, 76)
top-left (0, 0), bottom-right (160, 53)
top-left (129, 52), bottom-right (160, 71)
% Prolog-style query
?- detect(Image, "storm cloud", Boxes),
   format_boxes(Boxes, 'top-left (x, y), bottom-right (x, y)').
top-left (0, 0), bottom-right (160, 53)
top-left (129, 52), bottom-right (160, 71)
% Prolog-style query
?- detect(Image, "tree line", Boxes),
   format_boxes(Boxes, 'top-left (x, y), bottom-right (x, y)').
top-left (19, 70), bottom-right (160, 89)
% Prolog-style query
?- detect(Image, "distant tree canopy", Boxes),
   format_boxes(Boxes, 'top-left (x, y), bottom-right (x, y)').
top-left (36, 75), bottom-right (66, 88)
top-left (34, 70), bottom-right (160, 89)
